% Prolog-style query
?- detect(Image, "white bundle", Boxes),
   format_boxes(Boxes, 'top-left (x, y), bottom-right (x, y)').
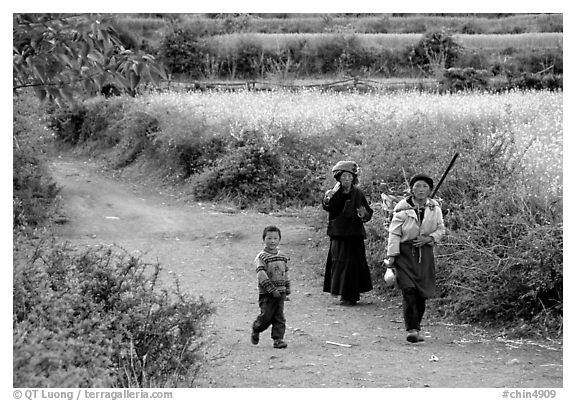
top-left (384, 268), bottom-right (396, 286)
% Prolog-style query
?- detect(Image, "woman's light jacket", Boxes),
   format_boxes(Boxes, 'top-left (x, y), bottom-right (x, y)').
top-left (386, 197), bottom-right (445, 257)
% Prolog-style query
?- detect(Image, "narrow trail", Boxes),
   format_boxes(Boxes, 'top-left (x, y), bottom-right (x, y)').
top-left (48, 156), bottom-right (563, 388)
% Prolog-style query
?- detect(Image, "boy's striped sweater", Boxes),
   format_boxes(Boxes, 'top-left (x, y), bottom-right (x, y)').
top-left (254, 250), bottom-right (290, 295)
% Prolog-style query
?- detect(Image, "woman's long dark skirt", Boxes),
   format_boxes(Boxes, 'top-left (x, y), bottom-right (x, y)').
top-left (323, 237), bottom-right (373, 302)
top-left (394, 241), bottom-right (436, 298)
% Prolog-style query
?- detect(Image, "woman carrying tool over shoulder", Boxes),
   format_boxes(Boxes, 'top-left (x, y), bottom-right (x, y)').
top-left (386, 173), bottom-right (445, 343)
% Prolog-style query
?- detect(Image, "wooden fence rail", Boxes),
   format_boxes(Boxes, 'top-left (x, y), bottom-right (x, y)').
top-left (156, 77), bottom-right (440, 93)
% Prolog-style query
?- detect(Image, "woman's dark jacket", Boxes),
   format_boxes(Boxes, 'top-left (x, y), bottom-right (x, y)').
top-left (322, 186), bottom-right (373, 238)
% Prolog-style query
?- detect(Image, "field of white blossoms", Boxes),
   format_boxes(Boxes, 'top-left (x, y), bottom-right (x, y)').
top-left (134, 88), bottom-right (562, 198)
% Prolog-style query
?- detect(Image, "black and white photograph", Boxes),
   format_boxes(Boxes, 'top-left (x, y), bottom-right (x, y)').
top-left (8, 2), bottom-right (568, 399)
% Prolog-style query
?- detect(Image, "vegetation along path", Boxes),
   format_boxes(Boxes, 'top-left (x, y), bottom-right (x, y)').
top-left (49, 155), bottom-right (562, 388)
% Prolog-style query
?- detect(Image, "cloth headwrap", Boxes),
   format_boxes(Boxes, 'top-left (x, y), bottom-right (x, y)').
top-left (332, 160), bottom-right (358, 178)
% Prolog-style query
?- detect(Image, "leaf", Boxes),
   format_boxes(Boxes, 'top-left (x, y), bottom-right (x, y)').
top-left (115, 74), bottom-right (129, 90)
top-left (129, 71), bottom-right (140, 91)
top-left (96, 75), bottom-right (106, 89)
top-left (57, 53), bottom-right (72, 68)
top-left (33, 86), bottom-right (47, 102)
top-left (135, 61), bottom-right (145, 76)
top-left (59, 87), bottom-right (75, 103)
top-left (80, 41), bottom-right (90, 59)
top-left (99, 29), bottom-right (110, 45)
top-left (31, 63), bottom-right (47, 84)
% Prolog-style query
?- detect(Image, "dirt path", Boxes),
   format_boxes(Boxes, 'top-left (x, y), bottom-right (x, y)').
top-left (48, 156), bottom-right (563, 389)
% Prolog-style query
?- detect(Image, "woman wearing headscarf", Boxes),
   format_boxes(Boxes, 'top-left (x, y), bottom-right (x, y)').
top-left (386, 173), bottom-right (445, 343)
top-left (322, 161), bottom-right (373, 305)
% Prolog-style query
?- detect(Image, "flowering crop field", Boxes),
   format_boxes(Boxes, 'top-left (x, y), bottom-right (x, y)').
top-left (135, 89), bottom-right (562, 197)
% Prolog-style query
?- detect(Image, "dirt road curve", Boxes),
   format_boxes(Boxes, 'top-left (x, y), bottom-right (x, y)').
top-left (49, 156), bottom-right (563, 389)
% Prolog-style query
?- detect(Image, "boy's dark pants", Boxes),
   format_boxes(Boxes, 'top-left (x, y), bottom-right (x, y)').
top-left (402, 287), bottom-right (426, 331)
top-left (252, 293), bottom-right (286, 340)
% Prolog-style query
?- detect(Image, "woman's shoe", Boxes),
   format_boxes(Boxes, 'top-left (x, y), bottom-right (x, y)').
top-left (339, 297), bottom-right (357, 306)
top-left (406, 330), bottom-right (419, 343)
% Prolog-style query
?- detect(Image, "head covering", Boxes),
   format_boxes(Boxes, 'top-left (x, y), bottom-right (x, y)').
top-left (331, 160), bottom-right (358, 178)
top-left (409, 173), bottom-right (434, 190)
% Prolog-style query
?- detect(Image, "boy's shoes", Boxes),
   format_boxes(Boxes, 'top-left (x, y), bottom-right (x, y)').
top-left (251, 331), bottom-right (259, 345)
top-left (273, 339), bottom-right (288, 349)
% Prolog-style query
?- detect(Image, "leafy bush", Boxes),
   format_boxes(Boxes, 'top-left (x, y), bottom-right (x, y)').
top-left (435, 194), bottom-right (562, 337)
top-left (233, 39), bottom-right (265, 78)
top-left (158, 28), bottom-right (209, 78)
top-left (13, 241), bottom-right (214, 387)
top-left (13, 147), bottom-right (60, 231)
top-left (514, 48), bottom-right (563, 75)
top-left (408, 31), bottom-right (462, 76)
top-left (189, 130), bottom-right (330, 210)
top-left (355, 116), bottom-right (562, 337)
top-left (440, 67), bottom-right (492, 92)
top-left (509, 73), bottom-right (563, 91)
top-left (46, 105), bottom-right (88, 145)
top-left (13, 93), bottom-right (60, 233)
top-left (108, 110), bottom-right (159, 168)
top-left (190, 132), bottom-right (282, 208)
top-left (47, 98), bottom-right (160, 169)
top-left (76, 98), bottom-right (128, 146)
top-left (156, 136), bottom-right (228, 180)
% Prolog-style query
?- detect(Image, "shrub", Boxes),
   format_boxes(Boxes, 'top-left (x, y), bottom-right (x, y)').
top-left (108, 110), bottom-right (159, 168)
top-left (454, 49), bottom-right (491, 70)
top-left (408, 30), bottom-right (462, 76)
top-left (13, 242), bottom-right (214, 387)
top-left (440, 67), bottom-right (492, 92)
top-left (46, 104), bottom-right (88, 145)
top-left (313, 35), bottom-right (349, 74)
top-left (190, 131), bottom-right (282, 208)
top-left (158, 28), bottom-right (209, 78)
top-left (160, 136), bottom-right (228, 180)
top-left (234, 39), bottom-right (265, 78)
top-left (47, 98), bottom-right (160, 169)
top-left (76, 98), bottom-right (128, 146)
top-left (13, 147), bottom-right (60, 231)
top-left (13, 93), bottom-right (60, 233)
top-left (435, 193), bottom-right (562, 337)
top-left (514, 48), bottom-right (563, 75)
top-left (509, 73), bottom-right (563, 91)
top-left (190, 130), bottom-right (329, 209)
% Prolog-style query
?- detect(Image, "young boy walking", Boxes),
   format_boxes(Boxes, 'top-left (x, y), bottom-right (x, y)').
top-left (251, 225), bottom-right (290, 349)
